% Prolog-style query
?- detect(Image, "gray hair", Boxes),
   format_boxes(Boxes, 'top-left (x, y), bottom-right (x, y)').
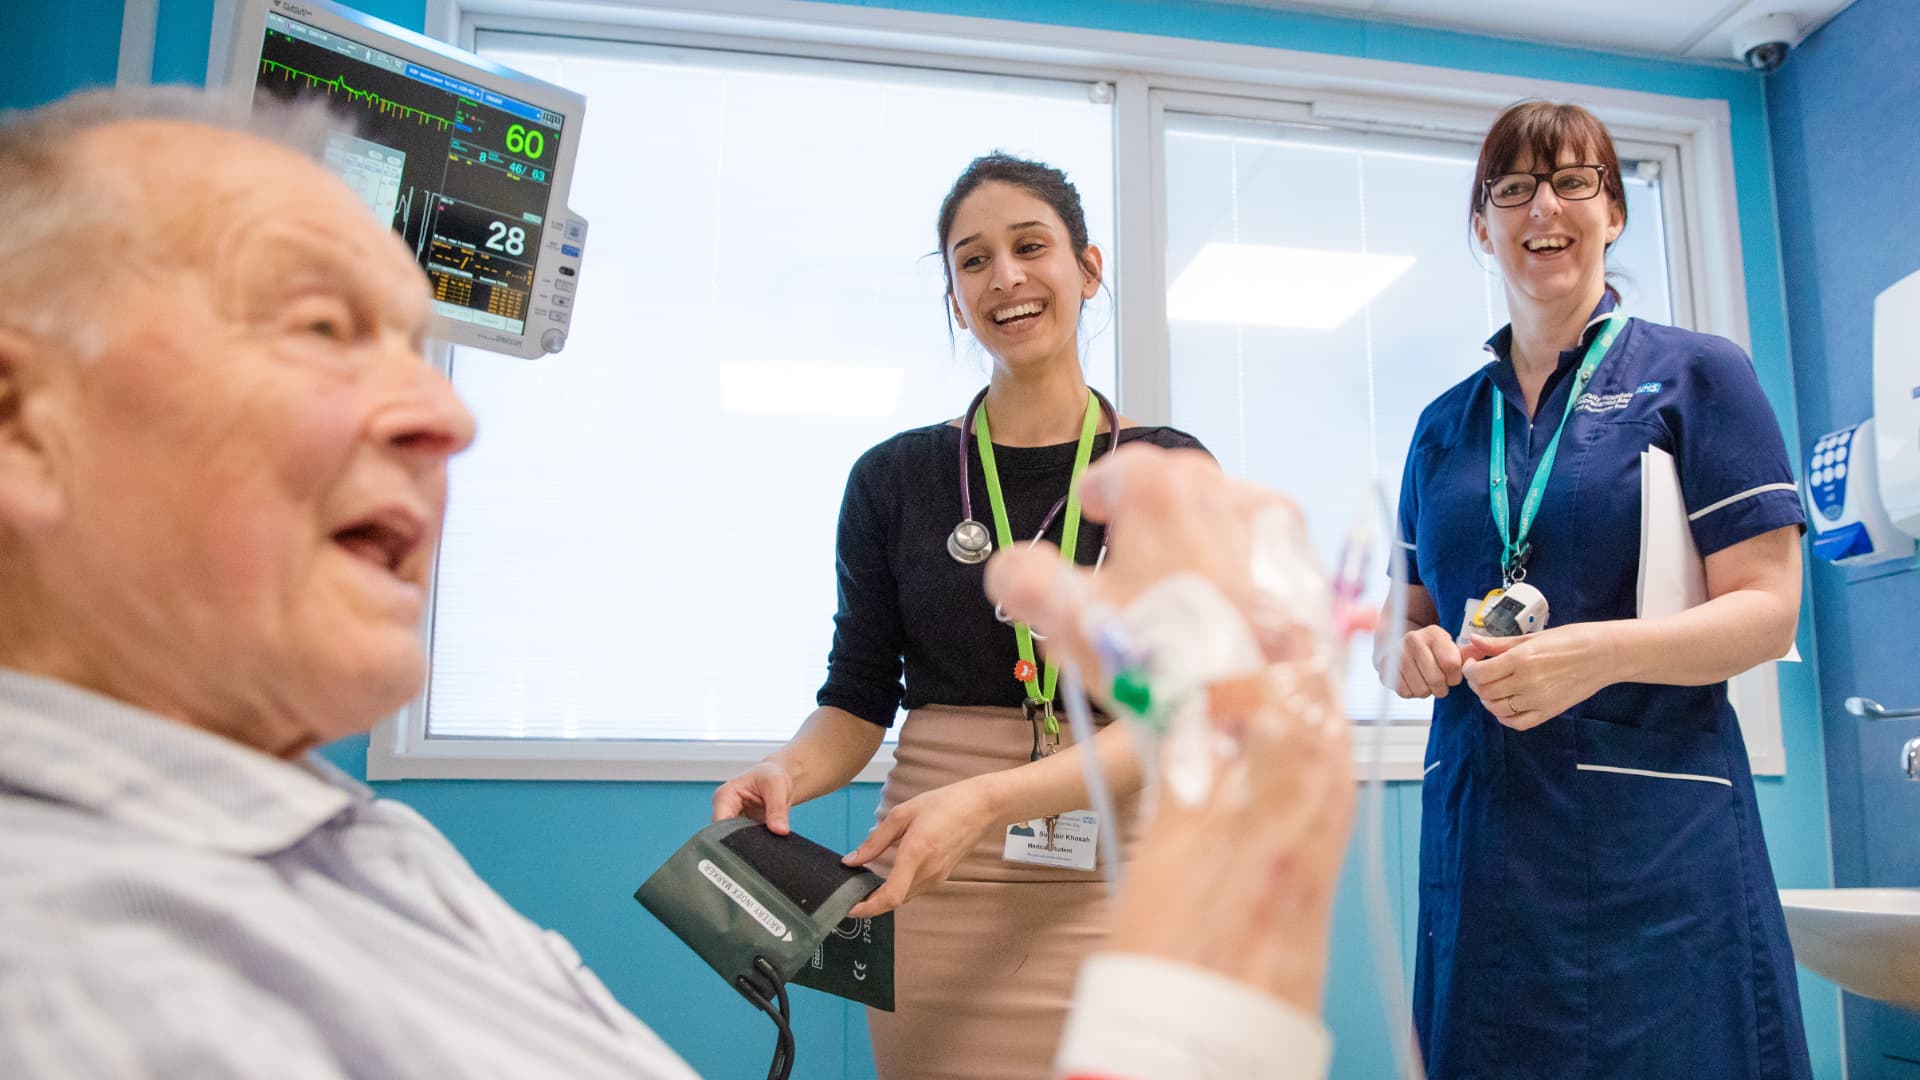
top-left (0, 86), bottom-right (339, 357)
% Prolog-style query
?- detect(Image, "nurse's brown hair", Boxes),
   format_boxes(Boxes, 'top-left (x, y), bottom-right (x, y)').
top-left (1469, 101), bottom-right (1629, 241)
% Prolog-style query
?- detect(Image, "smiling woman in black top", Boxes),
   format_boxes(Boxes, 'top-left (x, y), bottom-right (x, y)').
top-left (713, 153), bottom-right (1205, 1079)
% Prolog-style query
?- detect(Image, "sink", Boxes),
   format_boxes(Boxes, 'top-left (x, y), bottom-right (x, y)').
top-left (1779, 888), bottom-right (1920, 1010)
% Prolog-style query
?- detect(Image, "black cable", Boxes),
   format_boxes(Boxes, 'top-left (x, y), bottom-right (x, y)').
top-left (765, 958), bottom-right (794, 1080)
top-left (734, 957), bottom-right (795, 1080)
top-left (757, 957), bottom-right (794, 1080)
top-left (731, 976), bottom-right (789, 1080)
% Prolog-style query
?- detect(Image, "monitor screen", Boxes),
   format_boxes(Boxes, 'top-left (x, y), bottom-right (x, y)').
top-left (251, 11), bottom-right (566, 338)
top-left (229, 1), bottom-right (583, 357)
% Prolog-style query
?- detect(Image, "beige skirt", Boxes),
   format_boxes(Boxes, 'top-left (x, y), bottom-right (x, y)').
top-left (865, 704), bottom-right (1139, 1080)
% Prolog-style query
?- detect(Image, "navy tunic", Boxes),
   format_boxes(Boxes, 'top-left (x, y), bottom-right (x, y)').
top-left (1397, 297), bottom-right (1813, 1079)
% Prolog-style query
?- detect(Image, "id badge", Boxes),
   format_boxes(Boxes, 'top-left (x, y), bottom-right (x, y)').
top-left (1458, 584), bottom-right (1549, 643)
top-left (1458, 596), bottom-right (1487, 645)
top-left (1003, 810), bottom-right (1099, 870)
top-left (1457, 589), bottom-right (1511, 644)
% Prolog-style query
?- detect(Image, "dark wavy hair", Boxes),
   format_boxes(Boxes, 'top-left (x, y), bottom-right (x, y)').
top-left (934, 152), bottom-right (1100, 300)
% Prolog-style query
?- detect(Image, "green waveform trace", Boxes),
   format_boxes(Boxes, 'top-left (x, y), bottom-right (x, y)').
top-left (260, 59), bottom-right (454, 129)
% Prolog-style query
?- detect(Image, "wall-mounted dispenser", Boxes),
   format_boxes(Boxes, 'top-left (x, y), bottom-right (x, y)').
top-left (1804, 418), bottom-right (1915, 566)
top-left (1873, 267), bottom-right (1920, 539)
top-left (1804, 266), bottom-right (1920, 568)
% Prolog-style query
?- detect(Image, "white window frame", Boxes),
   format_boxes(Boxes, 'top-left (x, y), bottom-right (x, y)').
top-left (342, 0), bottom-right (1781, 781)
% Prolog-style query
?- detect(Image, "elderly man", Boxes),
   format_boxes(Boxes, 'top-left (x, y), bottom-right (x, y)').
top-left (0, 88), bottom-right (1351, 1079)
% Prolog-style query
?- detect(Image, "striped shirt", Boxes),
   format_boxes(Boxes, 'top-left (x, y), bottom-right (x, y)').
top-left (0, 668), bottom-right (699, 1079)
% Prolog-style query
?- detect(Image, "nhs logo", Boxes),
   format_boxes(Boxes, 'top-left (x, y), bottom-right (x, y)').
top-left (1635, 381), bottom-right (1664, 395)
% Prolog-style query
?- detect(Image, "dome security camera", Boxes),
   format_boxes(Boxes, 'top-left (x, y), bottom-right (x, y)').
top-left (1730, 12), bottom-right (1802, 73)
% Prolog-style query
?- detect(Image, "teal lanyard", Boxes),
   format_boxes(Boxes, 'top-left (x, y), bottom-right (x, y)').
top-left (975, 392), bottom-right (1102, 713)
top-left (1489, 314), bottom-right (1625, 586)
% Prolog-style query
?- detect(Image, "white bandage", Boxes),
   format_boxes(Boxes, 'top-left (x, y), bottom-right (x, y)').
top-left (1089, 575), bottom-right (1260, 809)
top-left (1096, 573), bottom-right (1264, 715)
top-left (1090, 505), bottom-right (1336, 808)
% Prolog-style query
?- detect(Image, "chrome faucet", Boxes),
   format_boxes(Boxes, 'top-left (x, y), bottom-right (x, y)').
top-left (1906, 738), bottom-right (1920, 783)
top-left (1845, 696), bottom-right (1920, 721)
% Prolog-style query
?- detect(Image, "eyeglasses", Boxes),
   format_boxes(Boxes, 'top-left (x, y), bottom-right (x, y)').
top-left (1482, 164), bottom-right (1607, 209)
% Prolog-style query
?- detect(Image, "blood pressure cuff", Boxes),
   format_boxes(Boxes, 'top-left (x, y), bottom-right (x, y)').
top-left (635, 817), bottom-right (895, 1011)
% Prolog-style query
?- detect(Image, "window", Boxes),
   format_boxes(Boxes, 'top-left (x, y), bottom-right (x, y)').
top-left (1159, 104), bottom-right (1676, 720)
top-left (424, 36), bottom-right (1114, 746)
top-left (368, 3), bottom-right (1771, 780)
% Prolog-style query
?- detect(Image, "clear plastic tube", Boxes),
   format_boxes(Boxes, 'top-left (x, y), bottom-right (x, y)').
top-left (1365, 483), bottom-right (1423, 1080)
top-left (1060, 663), bottom-right (1125, 893)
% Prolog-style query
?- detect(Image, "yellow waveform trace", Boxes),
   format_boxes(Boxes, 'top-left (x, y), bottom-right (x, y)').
top-left (260, 59), bottom-right (453, 130)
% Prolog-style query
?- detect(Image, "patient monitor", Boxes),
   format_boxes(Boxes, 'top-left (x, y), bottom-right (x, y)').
top-left (221, 0), bottom-right (587, 358)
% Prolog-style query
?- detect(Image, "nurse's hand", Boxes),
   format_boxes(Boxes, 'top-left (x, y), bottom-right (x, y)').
top-left (1460, 624), bottom-right (1616, 730)
top-left (1386, 624), bottom-right (1467, 699)
top-left (842, 778), bottom-right (998, 917)
top-left (712, 762), bottom-right (797, 835)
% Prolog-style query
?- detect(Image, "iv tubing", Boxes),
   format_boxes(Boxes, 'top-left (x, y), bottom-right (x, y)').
top-left (1368, 485), bottom-right (1423, 1080)
top-left (1061, 662), bottom-right (1125, 893)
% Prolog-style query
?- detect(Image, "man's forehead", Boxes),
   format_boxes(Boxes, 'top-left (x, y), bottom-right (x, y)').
top-left (68, 121), bottom-right (292, 248)
top-left (72, 118), bottom-right (428, 297)
top-left (72, 118), bottom-right (310, 189)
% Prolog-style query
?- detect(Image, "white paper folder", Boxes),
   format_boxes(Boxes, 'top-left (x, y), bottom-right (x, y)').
top-left (1636, 445), bottom-right (1799, 662)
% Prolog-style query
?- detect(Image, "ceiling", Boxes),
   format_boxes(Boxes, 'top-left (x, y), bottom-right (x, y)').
top-left (1230, 0), bottom-right (1857, 66)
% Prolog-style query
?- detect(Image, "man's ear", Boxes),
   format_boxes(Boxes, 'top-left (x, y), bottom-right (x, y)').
top-left (0, 330), bottom-right (69, 532)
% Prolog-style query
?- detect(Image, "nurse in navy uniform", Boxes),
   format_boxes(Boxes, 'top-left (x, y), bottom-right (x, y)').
top-left (1379, 101), bottom-right (1813, 1079)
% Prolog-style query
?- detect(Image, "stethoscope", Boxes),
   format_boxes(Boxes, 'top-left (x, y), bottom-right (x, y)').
top-left (948, 385), bottom-right (1121, 617)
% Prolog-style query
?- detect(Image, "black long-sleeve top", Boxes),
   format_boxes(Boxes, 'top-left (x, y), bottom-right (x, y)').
top-left (816, 421), bottom-right (1208, 727)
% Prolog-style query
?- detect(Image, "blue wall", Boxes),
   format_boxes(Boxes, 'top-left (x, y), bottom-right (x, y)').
top-left (1769, 0), bottom-right (1920, 1073)
top-left (21, 1), bottom-right (1843, 1076)
top-left (1, 0), bottom-right (122, 111)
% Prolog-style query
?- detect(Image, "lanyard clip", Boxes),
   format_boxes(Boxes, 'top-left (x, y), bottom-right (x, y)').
top-left (1023, 699), bottom-right (1060, 759)
top-left (1502, 541), bottom-right (1531, 587)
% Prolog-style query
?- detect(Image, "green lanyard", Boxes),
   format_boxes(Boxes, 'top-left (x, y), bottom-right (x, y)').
top-left (1489, 314), bottom-right (1625, 586)
top-left (975, 392), bottom-right (1101, 721)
